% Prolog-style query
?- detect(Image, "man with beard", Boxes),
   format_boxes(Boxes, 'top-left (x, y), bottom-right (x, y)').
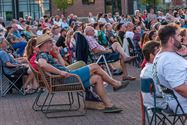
top-left (153, 23), bottom-right (187, 114)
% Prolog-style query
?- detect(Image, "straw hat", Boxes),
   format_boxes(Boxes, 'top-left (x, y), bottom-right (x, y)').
top-left (36, 34), bottom-right (52, 47)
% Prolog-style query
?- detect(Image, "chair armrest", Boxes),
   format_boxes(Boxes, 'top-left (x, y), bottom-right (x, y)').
top-left (50, 74), bottom-right (85, 91)
top-left (45, 72), bottom-right (81, 81)
top-left (95, 52), bottom-right (111, 56)
top-left (45, 72), bottom-right (61, 78)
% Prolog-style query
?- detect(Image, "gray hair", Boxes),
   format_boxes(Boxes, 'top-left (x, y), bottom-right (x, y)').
top-left (84, 26), bottom-right (94, 34)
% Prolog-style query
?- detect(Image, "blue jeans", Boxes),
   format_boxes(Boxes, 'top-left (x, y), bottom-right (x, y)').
top-left (12, 41), bottom-right (27, 56)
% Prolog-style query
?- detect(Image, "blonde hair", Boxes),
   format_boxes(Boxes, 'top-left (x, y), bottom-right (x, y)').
top-left (65, 29), bottom-right (74, 45)
top-left (24, 37), bottom-right (37, 59)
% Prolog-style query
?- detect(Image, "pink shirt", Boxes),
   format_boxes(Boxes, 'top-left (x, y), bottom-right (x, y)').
top-left (85, 35), bottom-right (105, 51)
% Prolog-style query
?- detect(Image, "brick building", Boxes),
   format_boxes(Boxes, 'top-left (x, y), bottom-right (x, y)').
top-left (51, 0), bottom-right (129, 17)
top-left (0, 0), bottom-right (186, 21)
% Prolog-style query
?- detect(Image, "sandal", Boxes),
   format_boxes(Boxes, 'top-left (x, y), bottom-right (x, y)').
top-left (103, 105), bottom-right (123, 113)
top-left (123, 76), bottom-right (136, 81)
top-left (25, 88), bottom-right (38, 95)
top-left (113, 81), bottom-right (129, 91)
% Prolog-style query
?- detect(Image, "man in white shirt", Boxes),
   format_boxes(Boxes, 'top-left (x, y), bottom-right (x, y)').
top-left (153, 23), bottom-right (187, 114)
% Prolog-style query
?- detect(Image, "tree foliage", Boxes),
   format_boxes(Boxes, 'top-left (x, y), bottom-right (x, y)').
top-left (54, 0), bottom-right (68, 11)
top-left (141, 0), bottom-right (161, 5)
top-left (53, 0), bottom-right (74, 13)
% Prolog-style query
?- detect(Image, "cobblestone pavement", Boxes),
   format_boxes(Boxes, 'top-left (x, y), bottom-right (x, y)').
top-left (0, 64), bottom-right (142, 125)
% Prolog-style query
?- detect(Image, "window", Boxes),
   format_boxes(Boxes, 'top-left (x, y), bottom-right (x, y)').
top-left (82, 0), bottom-right (95, 4)
top-left (0, 0), bottom-right (50, 21)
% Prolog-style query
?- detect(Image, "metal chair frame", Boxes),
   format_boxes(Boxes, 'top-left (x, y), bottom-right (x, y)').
top-left (140, 78), bottom-right (172, 125)
top-left (36, 62), bottom-right (86, 118)
top-left (0, 62), bottom-right (11, 96)
top-left (30, 61), bottom-right (87, 112)
top-left (160, 85), bottom-right (187, 125)
top-left (0, 61), bottom-right (25, 96)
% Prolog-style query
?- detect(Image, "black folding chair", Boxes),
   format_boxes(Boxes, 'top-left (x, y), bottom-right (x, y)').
top-left (0, 61), bottom-right (25, 96)
top-left (0, 62), bottom-right (11, 96)
top-left (160, 85), bottom-right (187, 125)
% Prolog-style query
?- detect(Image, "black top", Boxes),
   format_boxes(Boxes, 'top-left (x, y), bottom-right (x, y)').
top-left (118, 31), bottom-right (125, 42)
top-left (56, 36), bottom-right (66, 48)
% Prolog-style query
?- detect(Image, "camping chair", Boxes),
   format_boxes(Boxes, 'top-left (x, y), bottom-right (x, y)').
top-left (90, 51), bottom-right (120, 77)
top-left (0, 62), bottom-right (11, 96)
top-left (140, 78), bottom-right (172, 125)
top-left (160, 85), bottom-right (187, 125)
top-left (75, 32), bottom-right (118, 77)
top-left (36, 62), bottom-right (86, 118)
top-left (0, 61), bottom-right (25, 96)
top-left (125, 37), bottom-right (143, 68)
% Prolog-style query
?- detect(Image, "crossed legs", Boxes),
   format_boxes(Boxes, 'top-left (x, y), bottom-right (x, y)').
top-left (88, 63), bottom-right (122, 88)
top-left (90, 74), bottom-right (113, 107)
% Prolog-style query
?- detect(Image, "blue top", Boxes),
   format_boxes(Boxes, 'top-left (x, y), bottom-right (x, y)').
top-left (0, 50), bottom-right (18, 75)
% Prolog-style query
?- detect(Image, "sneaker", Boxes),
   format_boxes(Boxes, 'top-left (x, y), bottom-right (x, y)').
top-left (103, 105), bottom-right (123, 113)
top-left (113, 81), bottom-right (129, 91)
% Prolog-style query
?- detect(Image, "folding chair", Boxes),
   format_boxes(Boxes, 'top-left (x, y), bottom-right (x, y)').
top-left (74, 32), bottom-right (118, 77)
top-left (140, 78), bottom-right (172, 125)
top-left (0, 61), bottom-right (25, 96)
top-left (0, 62), bottom-right (11, 96)
top-left (91, 52), bottom-right (120, 77)
top-left (36, 62), bottom-right (86, 118)
top-left (160, 85), bottom-right (187, 125)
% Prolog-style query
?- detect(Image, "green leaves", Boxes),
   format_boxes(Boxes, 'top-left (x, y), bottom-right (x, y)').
top-left (53, 0), bottom-right (72, 11)
top-left (141, 0), bottom-right (161, 5)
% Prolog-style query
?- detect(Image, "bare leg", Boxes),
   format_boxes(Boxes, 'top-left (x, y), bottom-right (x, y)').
top-left (111, 42), bottom-right (128, 61)
top-left (23, 73), bottom-right (34, 89)
top-left (90, 75), bottom-right (113, 107)
top-left (120, 56), bottom-right (128, 78)
top-left (89, 63), bottom-right (122, 87)
top-left (112, 42), bottom-right (136, 80)
top-left (32, 78), bottom-right (39, 89)
top-left (22, 68), bottom-right (34, 89)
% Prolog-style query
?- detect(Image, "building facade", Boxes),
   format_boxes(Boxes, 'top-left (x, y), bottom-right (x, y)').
top-left (0, 0), bottom-right (130, 21)
top-left (51, 0), bottom-right (128, 17)
top-left (0, 0), bottom-right (51, 21)
top-left (0, 0), bottom-right (186, 21)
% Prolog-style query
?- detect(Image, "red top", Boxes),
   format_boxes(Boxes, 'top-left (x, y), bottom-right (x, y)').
top-left (29, 53), bottom-right (38, 71)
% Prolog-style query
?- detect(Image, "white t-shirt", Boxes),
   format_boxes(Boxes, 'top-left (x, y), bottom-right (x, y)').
top-left (140, 63), bottom-right (167, 109)
top-left (98, 18), bottom-right (107, 23)
top-left (154, 51), bottom-right (187, 113)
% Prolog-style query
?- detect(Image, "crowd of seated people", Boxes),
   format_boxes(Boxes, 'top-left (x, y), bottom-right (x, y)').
top-left (0, 8), bottom-right (187, 114)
